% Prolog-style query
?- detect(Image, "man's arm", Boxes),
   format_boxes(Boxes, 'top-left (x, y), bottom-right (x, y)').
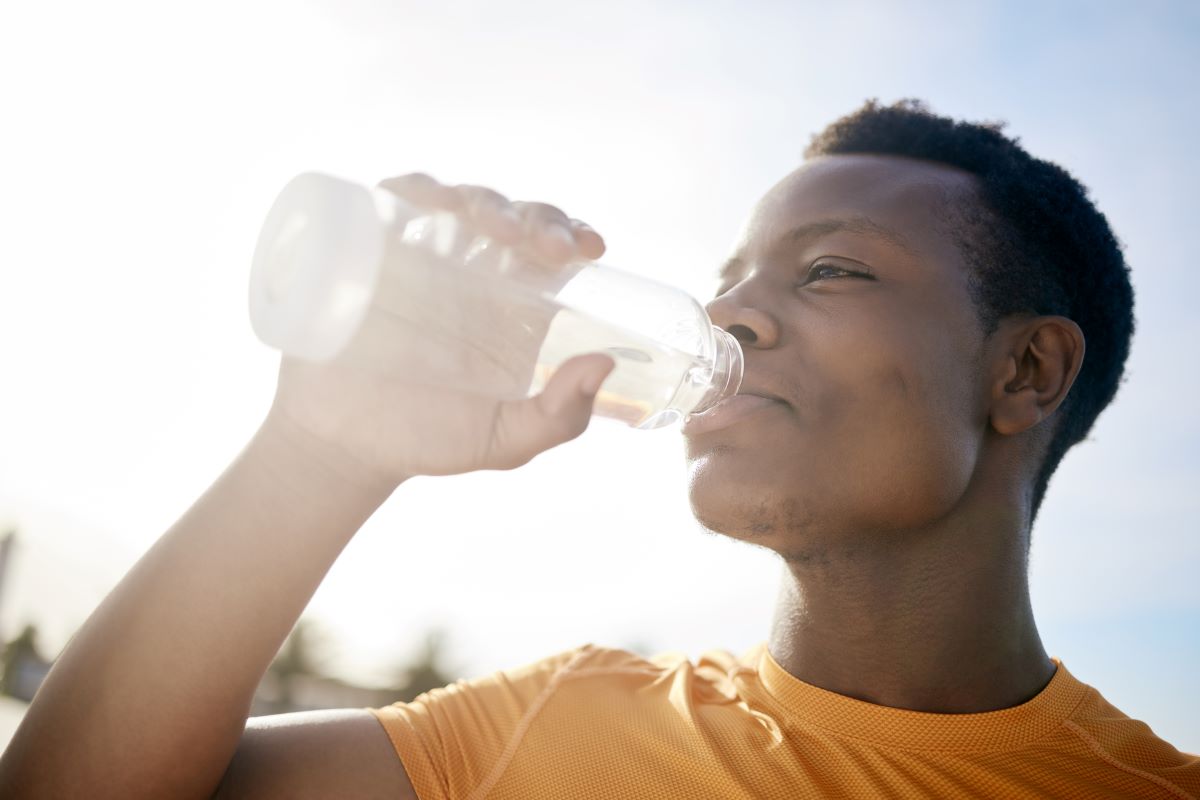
top-left (0, 177), bottom-right (609, 798)
top-left (0, 415), bottom-right (407, 799)
top-left (216, 710), bottom-right (415, 800)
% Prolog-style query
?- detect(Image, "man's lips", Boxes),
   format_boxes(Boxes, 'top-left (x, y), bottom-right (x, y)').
top-left (681, 392), bottom-right (783, 436)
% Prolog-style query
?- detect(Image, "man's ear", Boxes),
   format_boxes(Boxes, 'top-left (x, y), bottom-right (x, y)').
top-left (989, 316), bottom-right (1086, 436)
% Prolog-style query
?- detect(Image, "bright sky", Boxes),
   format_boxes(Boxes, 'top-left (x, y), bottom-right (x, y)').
top-left (1, 0), bottom-right (1197, 751)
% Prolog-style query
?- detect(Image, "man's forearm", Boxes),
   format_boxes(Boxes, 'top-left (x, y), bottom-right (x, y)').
top-left (0, 414), bottom-right (399, 799)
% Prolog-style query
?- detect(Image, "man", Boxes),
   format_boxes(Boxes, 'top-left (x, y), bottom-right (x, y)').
top-left (2, 100), bottom-right (1195, 798)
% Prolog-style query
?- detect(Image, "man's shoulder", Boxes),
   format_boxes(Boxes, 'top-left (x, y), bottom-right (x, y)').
top-left (1051, 671), bottom-right (1200, 797)
top-left (507, 642), bottom-right (752, 693)
top-left (384, 641), bottom-right (755, 719)
top-left (490, 642), bottom-right (754, 683)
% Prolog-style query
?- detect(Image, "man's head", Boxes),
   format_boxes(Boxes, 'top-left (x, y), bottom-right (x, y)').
top-left (684, 99), bottom-right (1133, 555)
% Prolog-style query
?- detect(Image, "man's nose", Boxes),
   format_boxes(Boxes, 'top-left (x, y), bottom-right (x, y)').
top-left (705, 289), bottom-right (780, 349)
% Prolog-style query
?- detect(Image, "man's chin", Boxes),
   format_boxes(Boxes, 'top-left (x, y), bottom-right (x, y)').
top-left (688, 472), bottom-right (791, 544)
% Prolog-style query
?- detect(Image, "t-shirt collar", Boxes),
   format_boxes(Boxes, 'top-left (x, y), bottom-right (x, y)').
top-left (748, 643), bottom-right (1091, 752)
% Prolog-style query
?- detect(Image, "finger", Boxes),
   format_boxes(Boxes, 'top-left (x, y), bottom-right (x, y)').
top-left (488, 353), bottom-right (616, 469)
top-left (453, 185), bottom-right (523, 243)
top-left (568, 218), bottom-right (606, 260)
top-left (512, 201), bottom-right (578, 266)
top-left (376, 173), bottom-right (464, 211)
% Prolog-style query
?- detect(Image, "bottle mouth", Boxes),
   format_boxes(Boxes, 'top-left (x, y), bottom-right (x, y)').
top-left (694, 326), bottom-right (744, 414)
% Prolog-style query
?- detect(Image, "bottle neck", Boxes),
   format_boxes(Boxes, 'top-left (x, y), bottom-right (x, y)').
top-left (691, 327), bottom-right (744, 414)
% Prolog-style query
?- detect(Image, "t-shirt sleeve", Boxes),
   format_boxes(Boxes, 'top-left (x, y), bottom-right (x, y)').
top-left (369, 644), bottom-right (597, 800)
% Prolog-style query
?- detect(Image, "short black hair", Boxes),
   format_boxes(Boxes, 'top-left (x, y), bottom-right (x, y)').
top-left (805, 99), bottom-right (1135, 514)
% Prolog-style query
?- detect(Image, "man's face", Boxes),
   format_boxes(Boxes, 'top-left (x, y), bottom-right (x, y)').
top-left (685, 154), bottom-right (994, 553)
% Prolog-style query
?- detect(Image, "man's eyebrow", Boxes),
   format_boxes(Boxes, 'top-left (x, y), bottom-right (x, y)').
top-left (716, 216), bottom-right (915, 282)
top-left (786, 217), bottom-right (915, 253)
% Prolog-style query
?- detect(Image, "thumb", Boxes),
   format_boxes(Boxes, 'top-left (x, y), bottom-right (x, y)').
top-left (489, 353), bottom-right (616, 469)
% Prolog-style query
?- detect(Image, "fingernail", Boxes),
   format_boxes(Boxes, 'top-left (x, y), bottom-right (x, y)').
top-left (547, 224), bottom-right (575, 250)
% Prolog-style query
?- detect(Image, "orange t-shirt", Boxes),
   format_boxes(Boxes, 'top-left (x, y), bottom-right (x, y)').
top-left (370, 643), bottom-right (1199, 799)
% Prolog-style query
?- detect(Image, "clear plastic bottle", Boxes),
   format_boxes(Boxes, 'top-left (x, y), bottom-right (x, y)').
top-left (249, 172), bottom-right (743, 429)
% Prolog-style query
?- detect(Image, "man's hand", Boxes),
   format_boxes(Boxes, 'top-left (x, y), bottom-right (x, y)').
top-left (264, 174), bottom-right (616, 489)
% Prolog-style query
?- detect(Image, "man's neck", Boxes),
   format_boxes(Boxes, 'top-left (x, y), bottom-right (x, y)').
top-left (766, 505), bottom-right (1054, 714)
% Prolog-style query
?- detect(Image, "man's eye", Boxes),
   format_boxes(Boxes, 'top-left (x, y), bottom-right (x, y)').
top-left (811, 264), bottom-right (852, 280)
top-left (803, 262), bottom-right (874, 284)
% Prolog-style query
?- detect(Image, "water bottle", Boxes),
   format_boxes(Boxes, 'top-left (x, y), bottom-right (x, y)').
top-left (248, 172), bottom-right (743, 430)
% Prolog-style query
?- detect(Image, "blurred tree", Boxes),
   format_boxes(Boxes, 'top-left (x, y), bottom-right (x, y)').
top-left (622, 639), bottom-right (658, 658)
top-left (255, 621), bottom-right (458, 712)
top-left (390, 628), bottom-right (455, 702)
top-left (2, 624), bottom-right (48, 700)
top-left (0, 528), bottom-right (15, 644)
top-left (266, 619), bottom-right (324, 710)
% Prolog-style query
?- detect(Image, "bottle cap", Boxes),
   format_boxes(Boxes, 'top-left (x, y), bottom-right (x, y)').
top-left (249, 172), bottom-right (385, 362)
